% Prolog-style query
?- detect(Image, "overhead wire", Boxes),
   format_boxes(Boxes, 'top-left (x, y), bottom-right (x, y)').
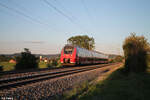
top-left (81, 0), bottom-right (96, 36)
top-left (0, 2), bottom-right (58, 32)
top-left (42, 0), bottom-right (88, 32)
top-left (52, 0), bottom-right (77, 20)
top-left (9, 0), bottom-right (60, 32)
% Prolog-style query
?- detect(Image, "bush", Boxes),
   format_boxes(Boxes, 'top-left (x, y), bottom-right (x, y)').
top-left (0, 65), bottom-right (3, 71)
top-left (15, 48), bottom-right (38, 70)
top-left (0, 55), bottom-right (11, 62)
top-left (110, 56), bottom-right (124, 63)
top-left (56, 60), bottom-right (62, 68)
top-left (148, 55), bottom-right (150, 67)
top-left (123, 33), bottom-right (150, 73)
top-left (47, 62), bottom-right (54, 68)
top-left (47, 58), bottom-right (62, 68)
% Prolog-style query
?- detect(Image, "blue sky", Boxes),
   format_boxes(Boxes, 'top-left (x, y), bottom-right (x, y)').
top-left (0, 0), bottom-right (150, 55)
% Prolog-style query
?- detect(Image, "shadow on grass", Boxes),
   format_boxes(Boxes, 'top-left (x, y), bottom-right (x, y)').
top-left (79, 67), bottom-right (150, 100)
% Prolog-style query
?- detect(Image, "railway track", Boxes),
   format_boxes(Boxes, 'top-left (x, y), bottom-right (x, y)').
top-left (0, 63), bottom-right (118, 90)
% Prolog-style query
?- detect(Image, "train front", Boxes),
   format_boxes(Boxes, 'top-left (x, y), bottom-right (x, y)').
top-left (60, 45), bottom-right (77, 66)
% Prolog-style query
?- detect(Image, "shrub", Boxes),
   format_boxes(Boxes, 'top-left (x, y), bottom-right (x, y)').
top-left (15, 48), bottom-right (38, 70)
top-left (56, 59), bottom-right (62, 68)
top-left (123, 33), bottom-right (150, 73)
top-left (148, 55), bottom-right (150, 67)
top-left (47, 61), bottom-right (55, 68)
top-left (110, 56), bottom-right (124, 63)
top-left (47, 58), bottom-right (62, 68)
top-left (0, 55), bottom-right (12, 62)
top-left (0, 65), bottom-right (3, 71)
top-left (47, 59), bottom-right (58, 68)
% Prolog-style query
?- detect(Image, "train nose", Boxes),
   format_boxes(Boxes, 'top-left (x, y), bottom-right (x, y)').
top-left (63, 58), bottom-right (70, 63)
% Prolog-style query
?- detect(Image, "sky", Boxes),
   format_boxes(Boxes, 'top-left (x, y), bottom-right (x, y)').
top-left (0, 0), bottom-right (150, 55)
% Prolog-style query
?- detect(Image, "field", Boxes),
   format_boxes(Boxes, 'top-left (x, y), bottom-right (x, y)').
top-left (0, 62), bottom-right (48, 71)
top-left (0, 62), bottom-right (15, 71)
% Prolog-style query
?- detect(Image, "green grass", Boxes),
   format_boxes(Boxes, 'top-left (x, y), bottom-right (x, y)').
top-left (38, 62), bottom-right (48, 69)
top-left (0, 61), bottom-right (48, 71)
top-left (0, 62), bottom-right (15, 71)
top-left (78, 68), bottom-right (150, 100)
top-left (0, 61), bottom-right (61, 72)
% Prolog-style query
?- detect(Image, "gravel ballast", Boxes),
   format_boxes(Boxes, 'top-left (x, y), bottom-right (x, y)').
top-left (0, 63), bottom-right (122, 100)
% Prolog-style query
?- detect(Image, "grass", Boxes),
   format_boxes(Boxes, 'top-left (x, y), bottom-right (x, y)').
top-left (54, 62), bottom-right (150, 100)
top-left (0, 61), bottom-right (48, 71)
top-left (77, 67), bottom-right (150, 100)
top-left (38, 62), bottom-right (48, 69)
top-left (0, 62), bottom-right (15, 71)
top-left (60, 61), bottom-right (150, 100)
top-left (0, 61), bottom-right (61, 72)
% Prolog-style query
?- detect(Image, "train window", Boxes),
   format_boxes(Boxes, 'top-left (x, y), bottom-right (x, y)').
top-left (64, 46), bottom-right (74, 54)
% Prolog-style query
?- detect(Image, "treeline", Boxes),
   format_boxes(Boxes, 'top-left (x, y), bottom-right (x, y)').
top-left (109, 55), bottom-right (124, 63)
top-left (0, 55), bottom-right (12, 62)
top-left (0, 48), bottom-right (62, 71)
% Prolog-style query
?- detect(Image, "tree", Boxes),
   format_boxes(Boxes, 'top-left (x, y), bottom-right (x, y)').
top-left (123, 33), bottom-right (150, 73)
top-left (110, 55), bottom-right (124, 63)
top-left (15, 48), bottom-right (38, 70)
top-left (0, 55), bottom-right (11, 62)
top-left (67, 35), bottom-right (95, 50)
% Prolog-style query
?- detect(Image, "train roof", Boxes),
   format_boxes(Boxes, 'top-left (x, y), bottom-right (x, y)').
top-left (64, 44), bottom-right (108, 56)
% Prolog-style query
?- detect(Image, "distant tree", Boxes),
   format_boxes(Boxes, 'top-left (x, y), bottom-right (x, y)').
top-left (110, 55), bottom-right (124, 63)
top-left (0, 55), bottom-right (11, 62)
top-left (15, 48), bottom-right (38, 70)
top-left (67, 35), bottom-right (95, 50)
top-left (123, 33), bottom-right (150, 73)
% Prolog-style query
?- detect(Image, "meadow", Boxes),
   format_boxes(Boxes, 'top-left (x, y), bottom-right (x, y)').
top-left (0, 62), bottom-right (15, 71)
top-left (0, 61), bottom-right (48, 71)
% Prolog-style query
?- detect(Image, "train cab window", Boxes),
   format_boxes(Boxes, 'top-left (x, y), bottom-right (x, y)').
top-left (64, 46), bottom-right (74, 54)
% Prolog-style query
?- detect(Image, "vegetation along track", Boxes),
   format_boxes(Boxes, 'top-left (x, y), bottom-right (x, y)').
top-left (0, 63), bottom-right (119, 90)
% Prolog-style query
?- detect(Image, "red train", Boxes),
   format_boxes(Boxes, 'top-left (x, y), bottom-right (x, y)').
top-left (60, 44), bottom-right (109, 66)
